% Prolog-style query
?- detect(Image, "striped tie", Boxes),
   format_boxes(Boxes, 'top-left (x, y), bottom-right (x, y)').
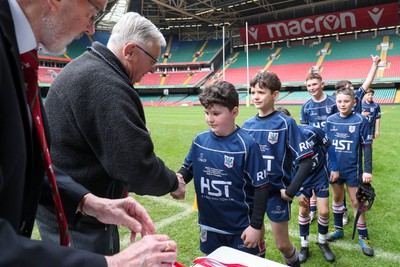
top-left (20, 49), bottom-right (70, 246)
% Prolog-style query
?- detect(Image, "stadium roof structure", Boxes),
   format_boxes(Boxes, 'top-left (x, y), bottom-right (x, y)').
top-left (97, 0), bottom-right (399, 41)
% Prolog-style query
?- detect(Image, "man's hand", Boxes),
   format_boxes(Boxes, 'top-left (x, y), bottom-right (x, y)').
top-left (106, 235), bottom-right (178, 267)
top-left (82, 194), bottom-right (155, 243)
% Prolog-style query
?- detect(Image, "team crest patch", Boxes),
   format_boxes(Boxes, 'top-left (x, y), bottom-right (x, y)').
top-left (326, 106), bottom-right (331, 114)
top-left (268, 132), bottom-right (279, 144)
top-left (349, 125), bottom-right (356, 133)
top-left (224, 155), bottom-right (234, 168)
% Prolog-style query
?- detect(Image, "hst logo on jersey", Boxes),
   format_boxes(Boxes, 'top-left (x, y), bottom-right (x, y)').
top-left (268, 132), bottom-right (279, 144)
top-left (224, 155), bottom-right (234, 168)
top-left (349, 126), bottom-right (356, 133)
top-left (200, 177), bottom-right (232, 198)
top-left (332, 139), bottom-right (353, 151)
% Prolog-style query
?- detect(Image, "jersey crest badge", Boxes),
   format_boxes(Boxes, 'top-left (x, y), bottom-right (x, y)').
top-left (326, 106), bottom-right (331, 114)
top-left (349, 125), bottom-right (356, 133)
top-left (268, 132), bottom-right (279, 144)
top-left (224, 155), bottom-right (234, 168)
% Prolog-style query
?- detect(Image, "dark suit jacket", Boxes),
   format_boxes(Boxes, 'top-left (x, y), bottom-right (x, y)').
top-left (0, 1), bottom-right (106, 265)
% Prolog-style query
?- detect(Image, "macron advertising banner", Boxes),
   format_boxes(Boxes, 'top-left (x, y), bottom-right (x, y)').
top-left (240, 2), bottom-right (399, 44)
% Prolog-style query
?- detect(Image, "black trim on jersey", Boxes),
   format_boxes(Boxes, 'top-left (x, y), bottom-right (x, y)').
top-left (286, 156), bottom-right (313, 198)
top-left (257, 110), bottom-right (278, 119)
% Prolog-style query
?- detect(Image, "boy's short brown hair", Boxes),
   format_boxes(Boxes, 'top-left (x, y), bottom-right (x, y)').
top-left (250, 70), bottom-right (281, 92)
top-left (306, 73), bottom-right (323, 82)
top-left (335, 86), bottom-right (355, 100)
top-left (199, 81), bottom-right (238, 111)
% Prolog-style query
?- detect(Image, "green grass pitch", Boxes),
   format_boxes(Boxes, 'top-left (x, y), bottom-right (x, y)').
top-left (32, 104), bottom-right (400, 266)
top-left (128, 104), bottom-right (400, 267)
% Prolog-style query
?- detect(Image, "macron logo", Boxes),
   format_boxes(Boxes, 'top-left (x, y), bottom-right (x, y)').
top-left (249, 26), bottom-right (258, 41)
top-left (368, 7), bottom-right (384, 25)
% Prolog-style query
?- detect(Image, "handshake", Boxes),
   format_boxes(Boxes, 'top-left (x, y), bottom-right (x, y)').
top-left (170, 173), bottom-right (186, 200)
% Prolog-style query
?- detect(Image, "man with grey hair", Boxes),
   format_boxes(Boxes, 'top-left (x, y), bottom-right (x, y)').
top-left (36, 12), bottom-right (185, 255)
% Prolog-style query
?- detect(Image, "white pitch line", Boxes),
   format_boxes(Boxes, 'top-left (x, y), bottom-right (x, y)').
top-left (121, 197), bottom-right (400, 264)
top-left (120, 196), bottom-right (195, 248)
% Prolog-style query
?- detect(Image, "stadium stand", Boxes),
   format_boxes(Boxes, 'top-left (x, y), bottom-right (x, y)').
top-left (38, 67), bottom-right (62, 86)
top-left (370, 88), bottom-right (396, 104)
top-left (38, 29), bottom-right (399, 107)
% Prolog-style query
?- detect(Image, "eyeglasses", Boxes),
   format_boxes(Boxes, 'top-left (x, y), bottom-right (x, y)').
top-left (136, 45), bottom-right (159, 65)
top-left (86, 0), bottom-right (105, 24)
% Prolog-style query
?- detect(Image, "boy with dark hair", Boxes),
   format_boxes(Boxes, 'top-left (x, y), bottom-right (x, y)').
top-left (324, 87), bottom-right (374, 257)
top-left (178, 81), bottom-right (269, 257)
top-left (277, 106), bottom-right (339, 263)
top-left (242, 71), bottom-right (314, 267)
top-left (362, 88), bottom-right (381, 139)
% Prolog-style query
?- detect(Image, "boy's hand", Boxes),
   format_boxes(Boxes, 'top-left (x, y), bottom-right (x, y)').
top-left (280, 189), bottom-right (293, 201)
top-left (362, 172), bottom-right (372, 184)
top-left (296, 194), bottom-right (309, 207)
top-left (170, 173), bottom-right (186, 200)
top-left (241, 226), bottom-right (262, 248)
top-left (330, 171), bottom-right (339, 183)
top-left (371, 55), bottom-right (381, 65)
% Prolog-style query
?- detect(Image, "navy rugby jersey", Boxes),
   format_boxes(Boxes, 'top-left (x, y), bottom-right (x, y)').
top-left (300, 87), bottom-right (365, 128)
top-left (361, 101), bottom-right (381, 134)
top-left (242, 111), bottom-right (313, 190)
top-left (298, 125), bottom-right (331, 188)
top-left (181, 127), bottom-right (268, 234)
top-left (353, 86), bottom-right (366, 113)
top-left (300, 95), bottom-right (337, 128)
top-left (324, 112), bottom-right (372, 179)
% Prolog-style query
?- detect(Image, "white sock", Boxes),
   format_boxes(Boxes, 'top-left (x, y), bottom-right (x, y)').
top-left (301, 235), bottom-right (309, 247)
top-left (319, 233), bottom-right (327, 244)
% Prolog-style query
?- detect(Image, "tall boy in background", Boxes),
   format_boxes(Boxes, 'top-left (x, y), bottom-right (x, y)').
top-left (243, 71), bottom-right (314, 267)
top-left (178, 81), bottom-right (269, 257)
top-left (300, 73), bottom-right (337, 223)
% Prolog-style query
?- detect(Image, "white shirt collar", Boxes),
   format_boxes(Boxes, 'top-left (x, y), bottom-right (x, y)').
top-left (8, 0), bottom-right (37, 54)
